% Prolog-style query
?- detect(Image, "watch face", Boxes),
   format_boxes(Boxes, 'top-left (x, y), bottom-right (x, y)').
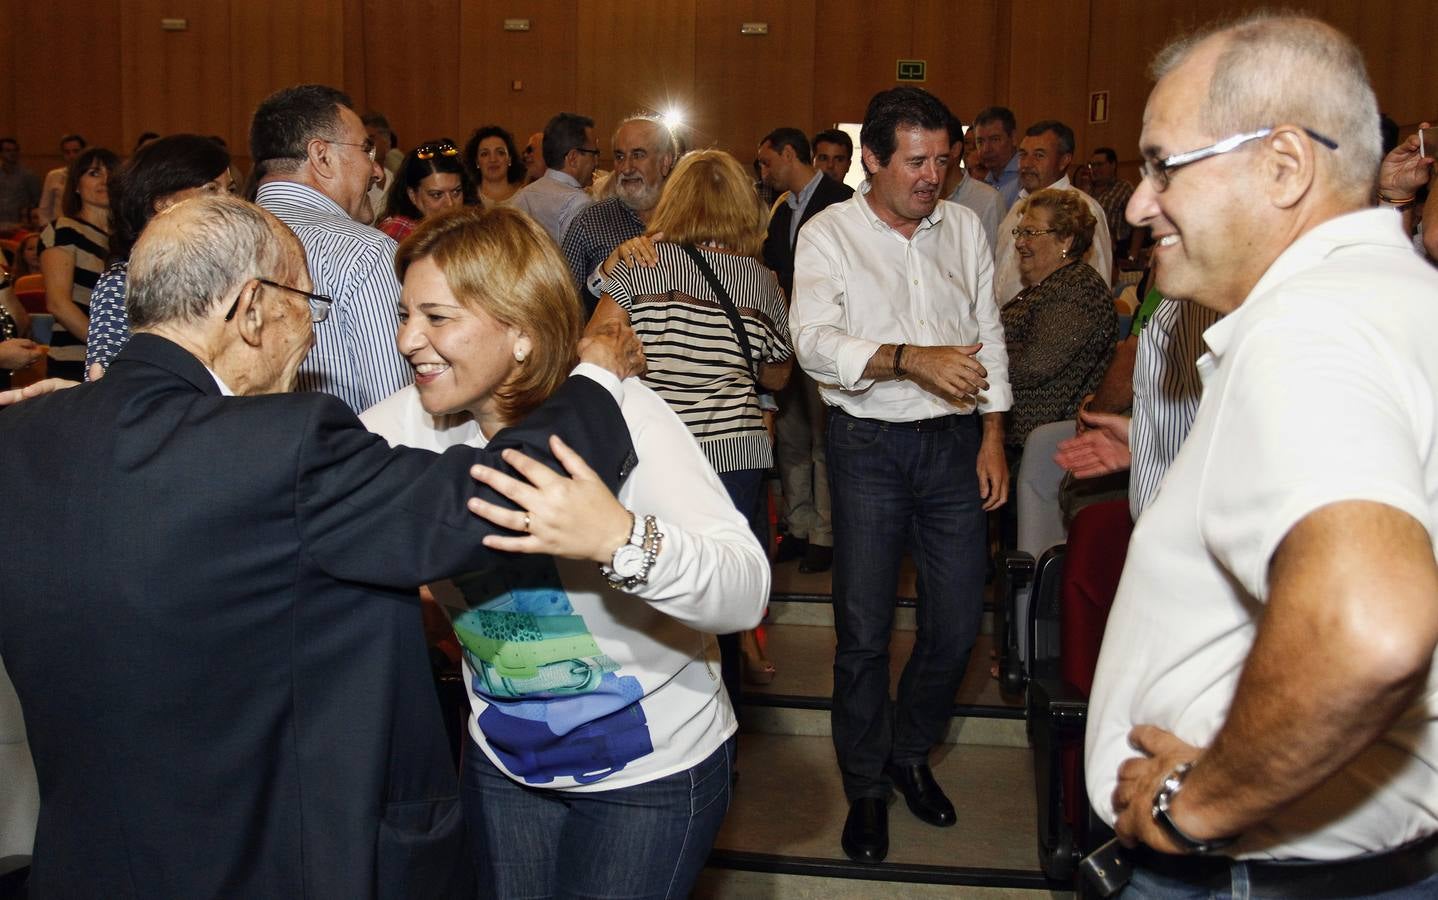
top-left (611, 543), bottom-right (645, 578)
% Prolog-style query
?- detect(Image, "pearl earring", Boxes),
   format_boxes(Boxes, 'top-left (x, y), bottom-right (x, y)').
top-left (515, 349), bottom-right (527, 363)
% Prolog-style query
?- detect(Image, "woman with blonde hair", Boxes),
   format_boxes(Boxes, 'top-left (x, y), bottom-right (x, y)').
top-left (360, 205), bottom-right (767, 899)
top-left (597, 148), bottom-right (792, 694)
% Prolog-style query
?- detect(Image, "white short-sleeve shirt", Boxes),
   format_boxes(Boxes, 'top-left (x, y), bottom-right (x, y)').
top-left (1086, 208), bottom-right (1438, 860)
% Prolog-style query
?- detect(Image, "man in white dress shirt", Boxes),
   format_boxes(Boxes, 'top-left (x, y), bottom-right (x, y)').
top-left (791, 86), bottom-right (1010, 865)
top-left (1085, 13), bottom-right (1438, 896)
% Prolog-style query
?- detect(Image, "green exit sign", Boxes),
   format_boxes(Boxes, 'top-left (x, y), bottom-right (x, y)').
top-left (897, 59), bottom-right (926, 82)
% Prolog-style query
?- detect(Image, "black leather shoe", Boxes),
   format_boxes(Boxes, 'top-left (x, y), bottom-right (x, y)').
top-left (798, 543), bottom-right (833, 573)
top-left (775, 531), bottom-right (808, 563)
top-left (888, 762), bottom-right (956, 827)
top-left (841, 797), bottom-right (888, 863)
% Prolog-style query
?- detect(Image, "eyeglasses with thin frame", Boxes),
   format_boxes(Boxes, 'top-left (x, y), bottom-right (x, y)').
top-left (416, 141), bottom-right (459, 160)
top-left (1140, 126), bottom-right (1339, 192)
top-left (224, 278), bottom-right (334, 324)
top-left (327, 137), bottom-right (377, 162)
top-left (575, 147), bottom-right (601, 157)
top-left (1012, 226), bottom-right (1057, 240)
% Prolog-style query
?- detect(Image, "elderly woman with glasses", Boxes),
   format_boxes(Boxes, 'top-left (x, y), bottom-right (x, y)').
top-left (376, 140), bottom-right (475, 242)
top-left (1000, 187), bottom-right (1117, 456)
top-left (359, 205), bottom-right (767, 900)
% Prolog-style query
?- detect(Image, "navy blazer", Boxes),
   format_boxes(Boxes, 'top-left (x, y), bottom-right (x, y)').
top-left (761, 174), bottom-right (855, 299)
top-left (0, 334), bottom-right (634, 899)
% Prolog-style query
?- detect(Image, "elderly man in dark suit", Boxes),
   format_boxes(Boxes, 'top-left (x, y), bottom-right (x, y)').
top-left (758, 127), bottom-right (853, 574)
top-left (0, 194), bottom-right (640, 898)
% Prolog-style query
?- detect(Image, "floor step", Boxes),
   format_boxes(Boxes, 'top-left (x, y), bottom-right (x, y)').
top-left (740, 625), bottom-right (1027, 747)
top-left (700, 733), bottom-right (1069, 897)
top-left (767, 597), bottom-right (997, 636)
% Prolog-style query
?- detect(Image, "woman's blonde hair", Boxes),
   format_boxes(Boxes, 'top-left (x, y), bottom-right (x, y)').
top-left (394, 206), bottom-right (581, 425)
top-left (646, 149), bottom-right (767, 259)
top-left (1018, 188), bottom-right (1097, 258)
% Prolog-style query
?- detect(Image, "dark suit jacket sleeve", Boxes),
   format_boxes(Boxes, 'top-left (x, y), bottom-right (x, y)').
top-left (294, 373), bottom-right (634, 589)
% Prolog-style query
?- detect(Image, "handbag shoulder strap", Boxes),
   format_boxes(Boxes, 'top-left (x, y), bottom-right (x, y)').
top-left (680, 244), bottom-right (758, 381)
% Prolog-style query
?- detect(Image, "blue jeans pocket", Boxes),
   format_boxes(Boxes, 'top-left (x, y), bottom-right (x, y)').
top-left (828, 414), bottom-right (883, 451)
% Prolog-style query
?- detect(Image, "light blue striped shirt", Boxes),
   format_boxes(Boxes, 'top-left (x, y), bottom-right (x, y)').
top-left (256, 181), bottom-right (412, 412)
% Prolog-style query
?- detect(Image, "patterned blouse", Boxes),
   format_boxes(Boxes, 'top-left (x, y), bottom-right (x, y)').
top-left (1001, 260), bottom-right (1117, 450)
top-left (85, 260), bottom-right (129, 377)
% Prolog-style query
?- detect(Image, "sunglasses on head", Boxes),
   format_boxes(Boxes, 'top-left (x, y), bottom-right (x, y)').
top-left (416, 142), bottom-right (460, 160)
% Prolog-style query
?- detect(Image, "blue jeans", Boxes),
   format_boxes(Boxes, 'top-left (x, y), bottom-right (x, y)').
top-left (461, 735), bottom-right (735, 899)
top-left (716, 467), bottom-right (766, 720)
top-left (1124, 864), bottom-right (1438, 899)
top-left (826, 409), bottom-right (987, 800)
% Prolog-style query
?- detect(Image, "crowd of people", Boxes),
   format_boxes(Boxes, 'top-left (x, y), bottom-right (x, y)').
top-left (2, 9), bottom-right (1438, 898)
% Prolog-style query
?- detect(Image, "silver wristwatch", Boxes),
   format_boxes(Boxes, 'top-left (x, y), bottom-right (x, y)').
top-left (1151, 761), bottom-right (1237, 854)
top-left (601, 514), bottom-right (663, 590)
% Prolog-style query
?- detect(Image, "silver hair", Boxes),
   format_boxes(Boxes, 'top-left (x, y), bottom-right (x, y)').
top-left (613, 115), bottom-right (679, 161)
top-left (127, 194), bottom-right (289, 328)
top-left (1151, 12), bottom-right (1381, 203)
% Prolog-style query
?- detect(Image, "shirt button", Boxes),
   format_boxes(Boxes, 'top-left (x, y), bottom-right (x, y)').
top-left (912, 278), bottom-right (918, 285)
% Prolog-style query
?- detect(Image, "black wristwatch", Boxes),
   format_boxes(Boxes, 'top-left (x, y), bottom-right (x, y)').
top-left (1151, 762), bottom-right (1238, 854)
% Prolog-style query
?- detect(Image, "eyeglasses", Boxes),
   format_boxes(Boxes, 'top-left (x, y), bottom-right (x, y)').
top-left (225, 279), bottom-right (334, 324)
top-left (328, 138), bottom-right (377, 162)
top-left (1140, 126), bottom-right (1339, 192)
top-left (416, 141), bottom-right (459, 160)
top-left (1012, 227), bottom-right (1057, 240)
top-left (575, 147), bottom-right (600, 157)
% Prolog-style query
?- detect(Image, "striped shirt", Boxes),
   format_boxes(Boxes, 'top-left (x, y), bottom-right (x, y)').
top-left (256, 181), bottom-right (412, 412)
top-left (1129, 297), bottom-right (1220, 520)
top-left (40, 215), bottom-right (109, 359)
top-left (603, 243), bottom-right (791, 474)
top-left (39, 215), bottom-right (108, 309)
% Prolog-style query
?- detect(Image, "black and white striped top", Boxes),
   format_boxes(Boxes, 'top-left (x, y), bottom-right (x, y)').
top-left (604, 243), bottom-right (791, 474)
top-left (257, 182), bottom-right (412, 413)
top-left (39, 215), bottom-right (108, 309)
top-left (1130, 297), bottom-right (1220, 520)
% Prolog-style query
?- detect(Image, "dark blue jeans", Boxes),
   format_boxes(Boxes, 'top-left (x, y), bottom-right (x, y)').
top-left (461, 735), bottom-right (735, 899)
top-left (826, 409), bottom-right (987, 800)
top-left (716, 467), bottom-right (766, 719)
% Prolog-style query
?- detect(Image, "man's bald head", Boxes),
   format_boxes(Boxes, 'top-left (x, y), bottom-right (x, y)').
top-left (1152, 13), bottom-right (1380, 206)
top-left (129, 194), bottom-right (303, 329)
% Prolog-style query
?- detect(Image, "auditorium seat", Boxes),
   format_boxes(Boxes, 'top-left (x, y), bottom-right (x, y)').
top-left (998, 498), bottom-right (1132, 888)
top-left (13, 274), bottom-right (44, 315)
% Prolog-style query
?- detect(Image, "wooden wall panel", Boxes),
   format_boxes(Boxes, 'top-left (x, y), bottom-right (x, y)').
top-left (1000, 0), bottom-right (1093, 162)
top-left (576, 0), bottom-right (696, 156)
top-left (1084, 0), bottom-right (1437, 178)
top-left (2, 1), bottom-right (1431, 180)
top-left (912, 0), bottom-right (999, 126)
top-left (812, 0), bottom-right (912, 132)
top-left (228, 0), bottom-right (347, 164)
top-left (0, 0), bottom-right (14, 153)
top-left (357, 0), bottom-right (462, 147)
top-left (458, 0), bottom-right (579, 146)
top-left (119, 1), bottom-right (234, 149)
top-left (694, 0), bottom-right (815, 157)
top-left (13, 0), bottom-right (123, 162)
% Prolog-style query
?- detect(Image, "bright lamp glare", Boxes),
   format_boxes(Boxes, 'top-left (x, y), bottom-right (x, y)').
top-left (661, 109), bottom-right (685, 130)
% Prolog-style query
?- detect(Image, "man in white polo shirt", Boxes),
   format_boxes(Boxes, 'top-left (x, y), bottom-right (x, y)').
top-left (1085, 12), bottom-right (1438, 896)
